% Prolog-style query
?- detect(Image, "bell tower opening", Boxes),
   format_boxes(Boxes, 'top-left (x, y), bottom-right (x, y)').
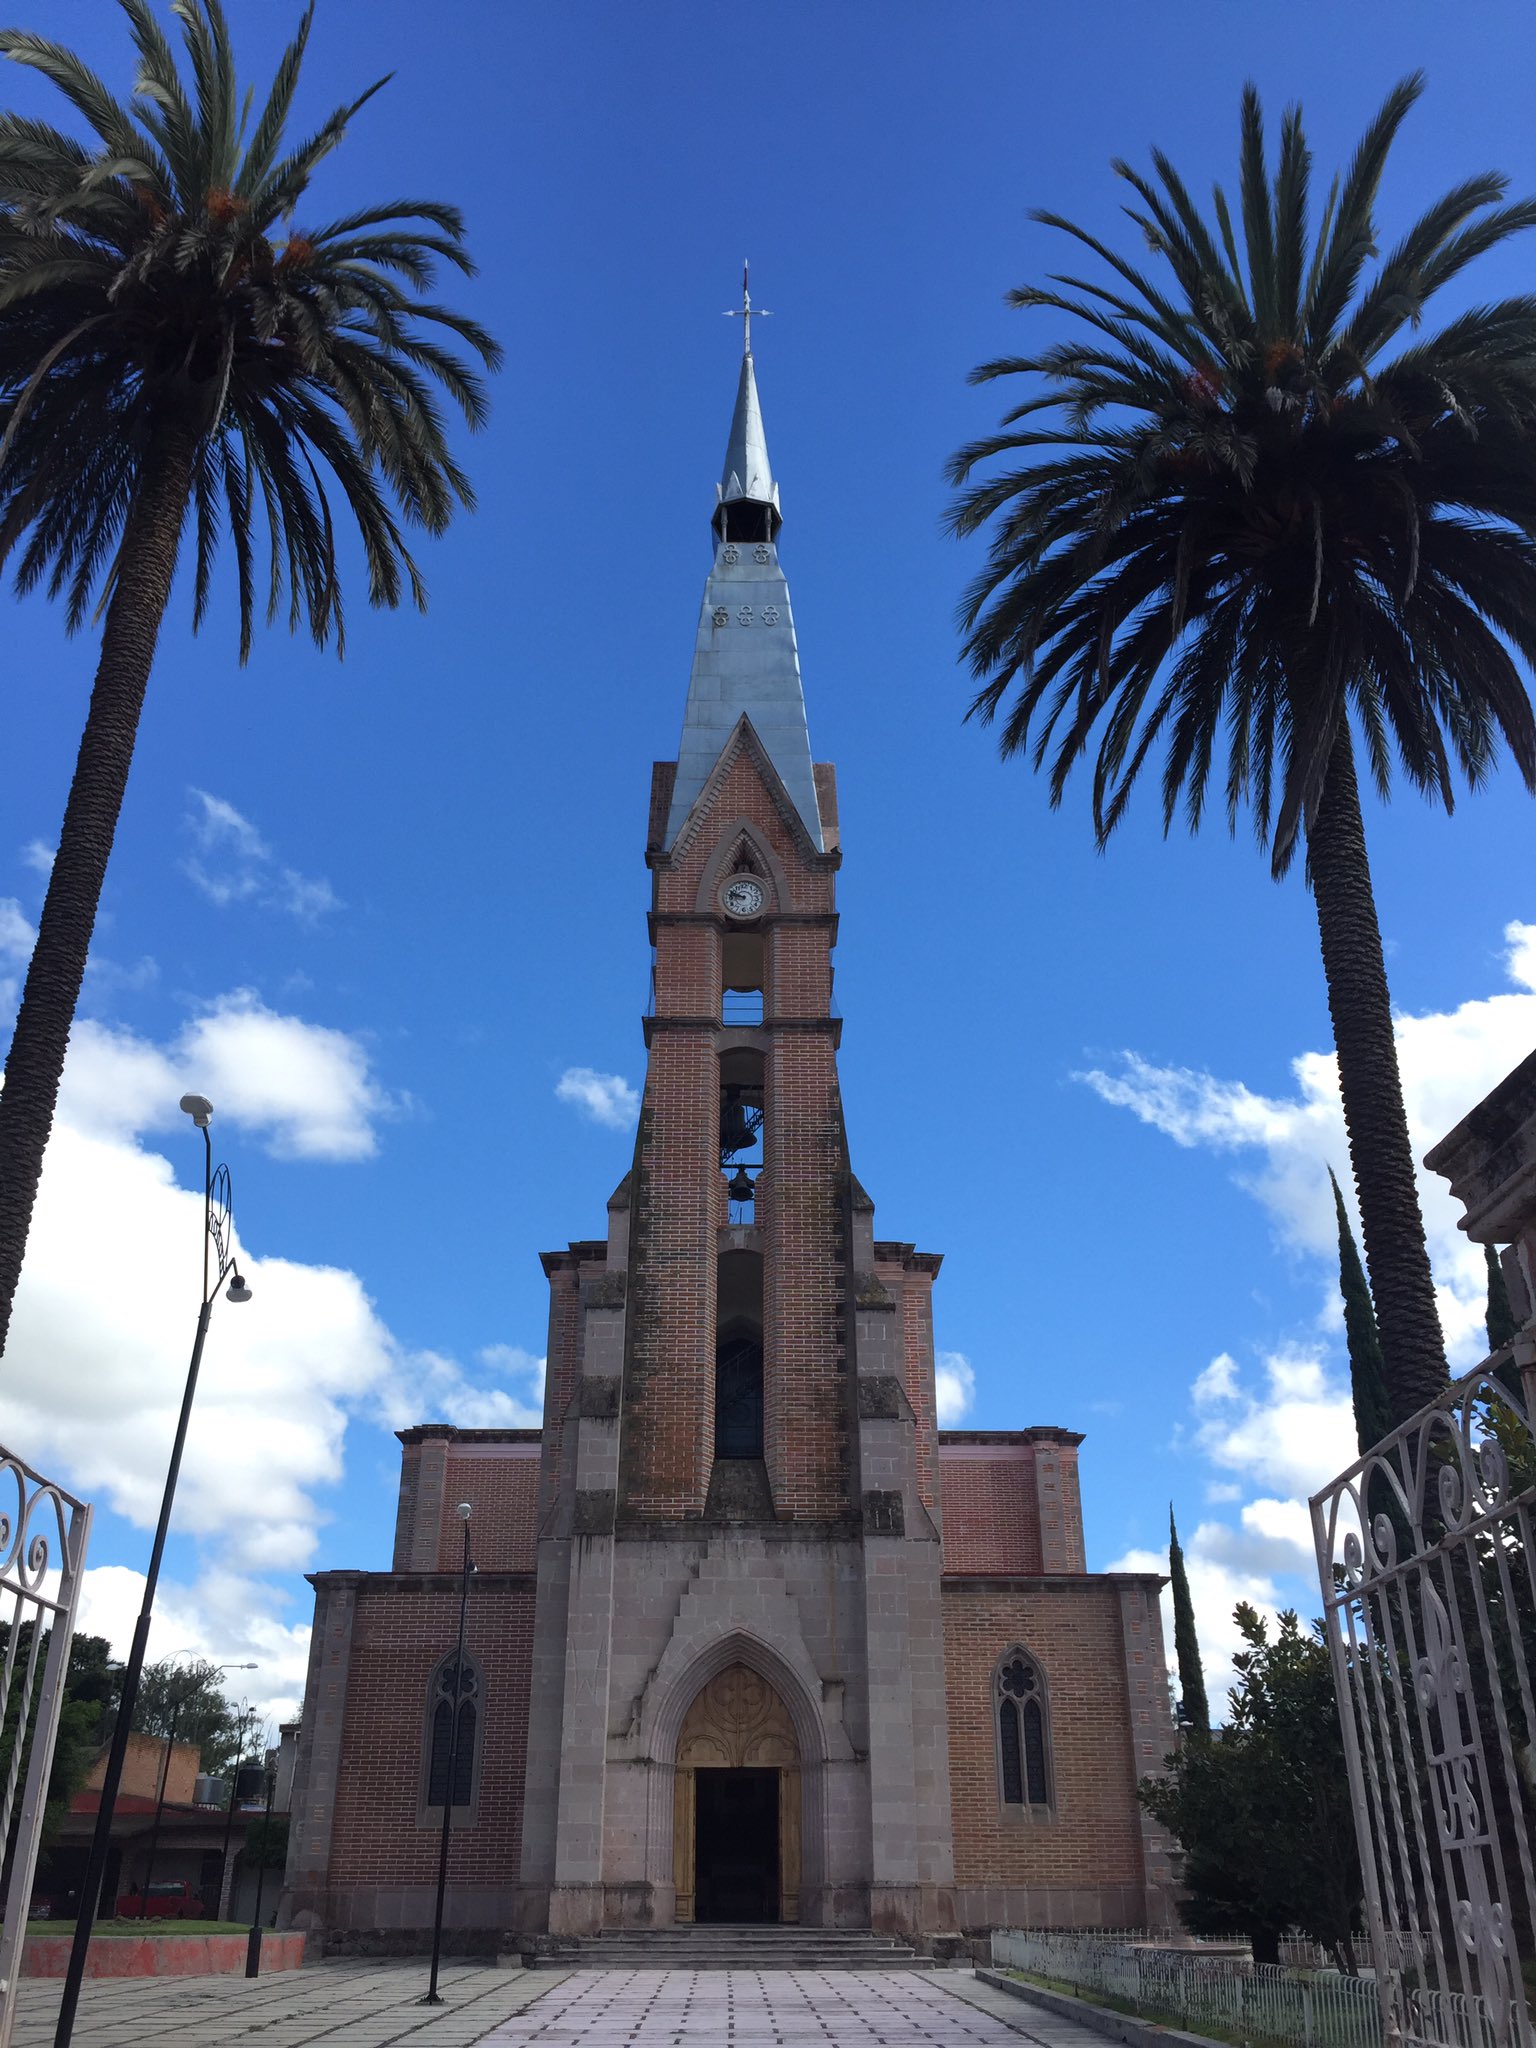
top-left (722, 929), bottom-right (764, 1026)
top-left (714, 1248), bottom-right (763, 1460)
top-left (719, 1048), bottom-right (764, 1221)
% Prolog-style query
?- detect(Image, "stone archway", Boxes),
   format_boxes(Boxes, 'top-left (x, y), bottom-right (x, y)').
top-left (673, 1663), bottom-right (801, 1923)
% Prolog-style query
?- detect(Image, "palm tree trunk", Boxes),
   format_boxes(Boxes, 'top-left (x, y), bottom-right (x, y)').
top-left (0, 422), bottom-right (197, 1358)
top-left (1306, 723), bottom-right (1447, 1425)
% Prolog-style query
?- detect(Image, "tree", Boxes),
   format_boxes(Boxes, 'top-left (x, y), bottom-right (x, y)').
top-left (131, 1657), bottom-right (243, 1778)
top-left (1140, 1604), bottom-right (1363, 1969)
top-left (0, 1626), bottom-right (111, 1866)
top-left (1168, 1505), bottom-right (1209, 1735)
top-left (948, 78), bottom-right (1536, 1427)
top-left (0, 0), bottom-right (500, 1352)
top-left (1333, 1169), bottom-right (1394, 1452)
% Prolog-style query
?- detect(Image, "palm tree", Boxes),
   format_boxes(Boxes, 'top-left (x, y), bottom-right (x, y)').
top-left (0, 0), bottom-right (499, 1352)
top-left (948, 77), bottom-right (1536, 1425)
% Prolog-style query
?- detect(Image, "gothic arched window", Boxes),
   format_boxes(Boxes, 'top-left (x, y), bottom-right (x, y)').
top-left (423, 1652), bottom-right (481, 1813)
top-left (996, 1648), bottom-right (1051, 1810)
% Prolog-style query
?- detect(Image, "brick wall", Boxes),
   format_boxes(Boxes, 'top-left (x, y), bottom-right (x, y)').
top-left (879, 1249), bottom-right (940, 1512)
top-left (326, 1575), bottom-right (534, 1900)
top-left (435, 1446), bottom-right (541, 1571)
top-left (621, 741), bottom-right (849, 1521)
top-left (393, 1431), bottom-right (543, 1573)
top-left (937, 1431), bottom-right (1086, 1576)
top-left (943, 1578), bottom-right (1149, 1923)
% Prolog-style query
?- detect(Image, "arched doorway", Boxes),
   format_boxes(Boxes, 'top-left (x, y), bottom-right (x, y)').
top-left (673, 1663), bottom-right (800, 1923)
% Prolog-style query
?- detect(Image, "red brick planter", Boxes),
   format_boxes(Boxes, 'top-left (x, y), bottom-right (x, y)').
top-left (22, 1931), bottom-right (305, 1978)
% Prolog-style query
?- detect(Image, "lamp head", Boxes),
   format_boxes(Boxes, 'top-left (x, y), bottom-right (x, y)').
top-left (225, 1271), bottom-right (252, 1305)
top-left (179, 1093), bottom-right (214, 1127)
top-left (456, 1501), bottom-right (472, 1522)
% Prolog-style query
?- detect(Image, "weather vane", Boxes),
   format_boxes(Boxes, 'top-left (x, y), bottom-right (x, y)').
top-left (724, 260), bottom-right (771, 356)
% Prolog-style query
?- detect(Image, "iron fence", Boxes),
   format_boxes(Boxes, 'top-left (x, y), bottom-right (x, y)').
top-left (991, 1929), bottom-right (1383, 2048)
top-left (1311, 1345), bottom-right (1536, 2048)
top-left (0, 1446), bottom-right (91, 2048)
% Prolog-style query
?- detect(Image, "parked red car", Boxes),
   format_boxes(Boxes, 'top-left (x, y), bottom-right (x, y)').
top-left (114, 1880), bottom-right (202, 1920)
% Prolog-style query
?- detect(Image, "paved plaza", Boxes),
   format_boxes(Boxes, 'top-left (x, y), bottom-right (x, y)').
top-left (8, 1962), bottom-right (1104, 2048)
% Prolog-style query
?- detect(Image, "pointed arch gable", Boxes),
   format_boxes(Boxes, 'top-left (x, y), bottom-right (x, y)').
top-left (694, 819), bottom-right (793, 917)
top-left (669, 715), bottom-right (823, 868)
top-left (642, 1625), bottom-right (835, 1772)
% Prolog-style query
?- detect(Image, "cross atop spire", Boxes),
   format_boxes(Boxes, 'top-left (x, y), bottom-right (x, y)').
top-left (716, 267), bottom-right (780, 540)
top-left (724, 260), bottom-right (772, 358)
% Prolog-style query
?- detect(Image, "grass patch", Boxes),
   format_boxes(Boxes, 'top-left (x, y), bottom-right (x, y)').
top-left (1003, 1968), bottom-right (1301, 2048)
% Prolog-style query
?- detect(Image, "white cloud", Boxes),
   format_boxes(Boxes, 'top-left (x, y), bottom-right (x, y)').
top-left (75, 1565), bottom-right (315, 1732)
top-left (1079, 919), bottom-right (1536, 1371)
top-left (57, 994), bottom-right (398, 1162)
top-left (4, 1021), bottom-right (544, 1734)
top-left (935, 1349), bottom-right (976, 1425)
top-left (184, 789), bottom-right (341, 926)
top-left (0, 898), bottom-right (35, 961)
top-left (20, 840), bottom-right (54, 876)
top-left (1109, 1536), bottom-right (1285, 1720)
top-left (1092, 928), bottom-right (1536, 1724)
top-left (1194, 1347), bottom-right (1358, 1502)
top-left (0, 897), bottom-right (35, 1020)
top-left (556, 1066), bottom-right (639, 1130)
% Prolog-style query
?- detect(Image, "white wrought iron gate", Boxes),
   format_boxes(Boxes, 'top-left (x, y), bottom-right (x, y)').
top-left (0, 1447), bottom-right (91, 2048)
top-left (1312, 1350), bottom-right (1536, 2048)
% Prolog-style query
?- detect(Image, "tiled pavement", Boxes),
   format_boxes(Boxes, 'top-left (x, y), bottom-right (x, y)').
top-left (10, 1961), bottom-right (1104, 2048)
top-left (9, 1959), bottom-right (561, 2048)
top-left (477, 1968), bottom-right (1101, 2047)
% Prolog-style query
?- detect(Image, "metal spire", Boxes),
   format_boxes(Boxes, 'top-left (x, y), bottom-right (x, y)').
top-left (664, 271), bottom-right (820, 851)
top-left (717, 265), bottom-right (779, 518)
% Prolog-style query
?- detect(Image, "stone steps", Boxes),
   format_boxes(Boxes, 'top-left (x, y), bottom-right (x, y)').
top-left (529, 1924), bottom-right (937, 1970)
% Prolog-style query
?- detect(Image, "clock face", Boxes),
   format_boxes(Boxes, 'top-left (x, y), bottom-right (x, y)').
top-left (721, 877), bottom-right (766, 919)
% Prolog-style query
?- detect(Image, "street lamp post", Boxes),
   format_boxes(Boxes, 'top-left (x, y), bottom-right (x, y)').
top-left (218, 1705), bottom-right (261, 1922)
top-left (142, 1657), bottom-right (256, 1908)
top-left (244, 1753), bottom-right (277, 1978)
top-left (54, 1096), bottom-right (253, 2048)
top-left (422, 1502), bottom-right (474, 2006)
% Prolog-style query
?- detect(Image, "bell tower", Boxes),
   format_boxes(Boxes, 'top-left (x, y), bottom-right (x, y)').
top-left (629, 320), bottom-right (846, 1523)
top-left (518, 294), bottom-right (957, 1942)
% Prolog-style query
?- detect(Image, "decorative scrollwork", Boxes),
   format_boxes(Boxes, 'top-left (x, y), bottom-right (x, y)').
top-left (721, 545), bottom-right (740, 565)
top-left (737, 606), bottom-right (753, 626)
top-left (762, 605), bottom-right (780, 625)
top-left (753, 545), bottom-right (772, 563)
top-left (712, 606), bottom-right (729, 628)
top-left (0, 1455), bottom-right (80, 1600)
top-left (209, 1161), bottom-right (234, 1287)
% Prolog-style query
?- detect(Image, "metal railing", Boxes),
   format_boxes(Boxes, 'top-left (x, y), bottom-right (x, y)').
top-left (1311, 1343), bottom-right (1536, 2048)
top-left (0, 1447), bottom-right (91, 2048)
top-left (991, 1930), bottom-right (1383, 2048)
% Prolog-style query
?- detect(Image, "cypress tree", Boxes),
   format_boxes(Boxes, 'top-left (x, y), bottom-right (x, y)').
top-left (1332, 1170), bottom-right (1395, 1454)
top-left (1486, 1245), bottom-right (1520, 1354)
top-left (1169, 1505), bottom-right (1210, 1736)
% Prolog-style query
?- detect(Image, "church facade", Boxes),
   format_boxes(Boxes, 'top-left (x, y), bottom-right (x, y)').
top-left (281, 331), bottom-right (1176, 1952)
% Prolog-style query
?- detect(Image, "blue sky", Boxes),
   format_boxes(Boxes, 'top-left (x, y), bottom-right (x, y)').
top-left (2, 0), bottom-right (1535, 1720)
